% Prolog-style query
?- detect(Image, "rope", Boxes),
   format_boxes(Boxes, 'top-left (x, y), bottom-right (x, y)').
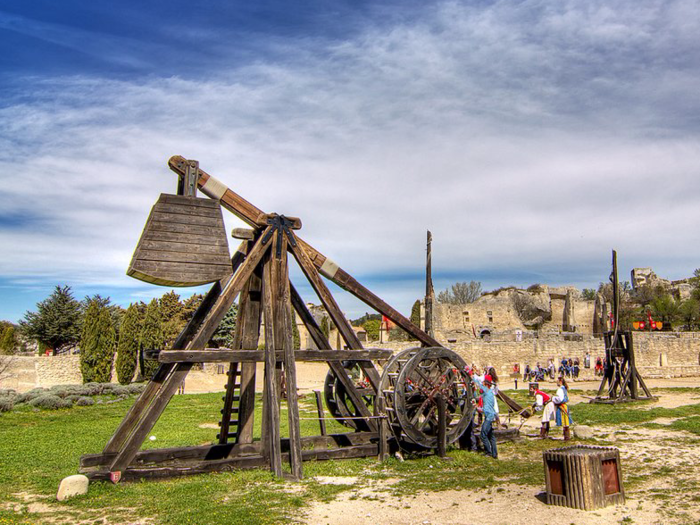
top-left (297, 415), bottom-right (387, 421)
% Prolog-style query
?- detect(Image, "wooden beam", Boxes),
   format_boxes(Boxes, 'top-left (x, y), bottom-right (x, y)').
top-left (167, 156), bottom-right (438, 347)
top-left (261, 251), bottom-right (283, 476)
top-left (273, 232), bottom-right (303, 479)
top-left (158, 348), bottom-right (393, 363)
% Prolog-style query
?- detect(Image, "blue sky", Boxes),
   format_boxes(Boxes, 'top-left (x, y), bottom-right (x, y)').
top-left (2, 0), bottom-right (700, 323)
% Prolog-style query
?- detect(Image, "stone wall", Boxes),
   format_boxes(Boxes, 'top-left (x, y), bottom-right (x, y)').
top-left (373, 332), bottom-right (700, 380)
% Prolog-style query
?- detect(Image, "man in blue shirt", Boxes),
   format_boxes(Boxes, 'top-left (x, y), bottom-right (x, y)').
top-left (471, 374), bottom-right (498, 459)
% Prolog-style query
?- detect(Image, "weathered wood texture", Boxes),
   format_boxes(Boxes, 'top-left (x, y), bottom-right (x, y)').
top-left (167, 155), bottom-right (438, 347)
top-left (158, 348), bottom-right (393, 363)
top-left (543, 445), bottom-right (625, 510)
top-left (128, 194), bottom-right (232, 286)
top-left (83, 443), bottom-right (379, 482)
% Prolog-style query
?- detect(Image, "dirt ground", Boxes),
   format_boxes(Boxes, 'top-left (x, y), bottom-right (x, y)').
top-left (302, 385), bottom-right (700, 525)
top-left (181, 368), bottom-right (700, 524)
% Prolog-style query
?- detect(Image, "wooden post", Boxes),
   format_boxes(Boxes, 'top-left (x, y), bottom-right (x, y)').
top-left (425, 230), bottom-right (434, 338)
top-left (314, 390), bottom-right (327, 436)
top-left (436, 395), bottom-right (447, 458)
top-left (376, 395), bottom-right (389, 461)
top-left (261, 251), bottom-right (282, 477)
top-left (273, 230), bottom-right (303, 479)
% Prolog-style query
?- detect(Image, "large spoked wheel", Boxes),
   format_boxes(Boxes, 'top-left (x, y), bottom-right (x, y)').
top-left (382, 347), bottom-right (475, 448)
top-left (323, 362), bottom-right (374, 431)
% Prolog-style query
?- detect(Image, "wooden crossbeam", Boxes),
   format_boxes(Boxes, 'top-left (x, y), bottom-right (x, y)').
top-left (158, 348), bottom-right (393, 363)
top-left (167, 155), bottom-right (440, 347)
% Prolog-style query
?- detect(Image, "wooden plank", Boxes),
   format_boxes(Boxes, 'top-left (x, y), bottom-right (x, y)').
top-left (158, 348), bottom-right (392, 363)
top-left (141, 230), bottom-right (229, 247)
top-left (274, 233), bottom-right (303, 479)
top-left (261, 251), bottom-right (282, 476)
top-left (153, 202), bottom-right (222, 219)
top-left (436, 395), bottom-right (447, 458)
top-left (84, 443), bottom-right (379, 482)
top-left (83, 432), bottom-right (378, 468)
top-left (135, 250), bottom-right (232, 265)
top-left (147, 220), bottom-right (227, 236)
top-left (136, 240), bottom-right (230, 256)
top-left (236, 264), bottom-right (263, 445)
top-left (158, 193), bottom-right (220, 208)
top-left (149, 211), bottom-right (225, 228)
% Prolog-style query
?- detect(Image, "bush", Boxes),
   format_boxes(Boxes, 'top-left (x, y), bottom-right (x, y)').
top-left (125, 383), bottom-right (146, 395)
top-left (28, 394), bottom-right (72, 409)
top-left (116, 304), bottom-right (141, 384)
top-left (75, 397), bottom-right (94, 406)
top-left (0, 396), bottom-right (14, 412)
top-left (0, 388), bottom-right (17, 397)
top-left (15, 388), bottom-right (47, 404)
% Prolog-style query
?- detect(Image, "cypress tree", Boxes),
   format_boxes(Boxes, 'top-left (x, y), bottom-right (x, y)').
top-left (212, 304), bottom-right (238, 348)
top-left (80, 301), bottom-right (116, 383)
top-left (140, 299), bottom-right (164, 379)
top-left (292, 311), bottom-right (300, 350)
top-left (116, 304), bottom-right (140, 384)
top-left (409, 299), bottom-right (421, 340)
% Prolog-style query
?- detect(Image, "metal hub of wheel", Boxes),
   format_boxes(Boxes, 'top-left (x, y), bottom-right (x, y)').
top-left (380, 347), bottom-right (475, 448)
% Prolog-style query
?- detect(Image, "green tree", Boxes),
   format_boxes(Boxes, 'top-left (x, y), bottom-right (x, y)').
top-left (292, 311), bottom-right (300, 350)
top-left (581, 288), bottom-right (597, 300)
top-left (115, 304), bottom-right (141, 384)
top-left (409, 300), bottom-right (421, 336)
top-left (80, 299), bottom-right (116, 383)
top-left (678, 298), bottom-right (700, 331)
top-left (650, 294), bottom-right (679, 330)
top-left (212, 304), bottom-right (238, 347)
top-left (362, 319), bottom-right (380, 341)
top-left (437, 281), bottom-right (482, 304)
top-left (160, 291), bottom-right (185, 347)
top-left (320, 317), bottom-right (330, 341)
top-left (20, 285), bottom-right (82, 354)
top-left (140, 299), bottom-right (164, 379)
top-left (0, 322), bottom-right (18, 354)
top-left (182, 293), bottom-right (204, 323)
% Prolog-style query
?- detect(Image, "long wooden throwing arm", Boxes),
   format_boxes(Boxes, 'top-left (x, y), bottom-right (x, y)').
top-left (168, 156), bottom-right (441, 347)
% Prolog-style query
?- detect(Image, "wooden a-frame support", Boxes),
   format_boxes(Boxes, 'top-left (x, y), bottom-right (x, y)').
top-left (590, 250), bottom-right (655, 404)
top-left (82, 156), bottom-right (525, 481)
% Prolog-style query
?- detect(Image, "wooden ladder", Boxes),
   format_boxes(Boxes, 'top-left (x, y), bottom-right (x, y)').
top-left (218, 362), bottom-right (242, 444)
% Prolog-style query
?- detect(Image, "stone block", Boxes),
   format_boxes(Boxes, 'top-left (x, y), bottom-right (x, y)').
top-left (573, 425), bottom-right (595, 440)
top-left (56, 474), bottom-right (89, 501)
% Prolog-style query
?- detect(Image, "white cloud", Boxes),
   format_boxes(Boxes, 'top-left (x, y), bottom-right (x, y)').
top-left (2, 0), bottom-right (700, 317)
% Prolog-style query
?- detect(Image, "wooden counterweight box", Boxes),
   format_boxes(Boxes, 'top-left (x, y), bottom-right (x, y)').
top-left (543, 445), bottom-right (624, 510)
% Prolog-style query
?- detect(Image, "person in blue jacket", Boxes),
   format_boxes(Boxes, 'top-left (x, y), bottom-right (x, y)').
top-left (470, 373), bottom-right (498, 459)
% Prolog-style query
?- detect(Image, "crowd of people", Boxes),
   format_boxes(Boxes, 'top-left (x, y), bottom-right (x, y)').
top-left (520, 353), bottom-right (607, 382)
top-left (460, 364), bottom-right (574, 460)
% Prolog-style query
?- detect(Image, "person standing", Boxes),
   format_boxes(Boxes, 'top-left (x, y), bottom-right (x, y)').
top-left (470, 372), bottom-right (498, 458)
top-left (529, 382), bottom-right (552, 438)
top-left (540, 376), bottom-right (572, 440)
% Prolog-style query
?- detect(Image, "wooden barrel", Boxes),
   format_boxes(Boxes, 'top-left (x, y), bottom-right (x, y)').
top-left (543, 445), bottom-right (624, 510)
top-left (127, 194), bottom-right (232, 287)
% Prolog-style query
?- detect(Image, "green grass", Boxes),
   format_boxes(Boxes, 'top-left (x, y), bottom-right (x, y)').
top-left (3, 389), bottom-right (700, 524)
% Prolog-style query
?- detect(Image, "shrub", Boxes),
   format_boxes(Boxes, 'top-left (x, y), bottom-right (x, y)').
top-left (116, 304), bottom-right (141, 384)
top-left (0, 388), bottom-right (17, 397)
top-left (28, 394), bottom-right (72, 409)
top-left (80, 300), bottom-right (116, 383)
top-left (75, 397), bottom-right (94, 406)
top-left (15, 388), bottom-right (47, 404)
top-left (125, 383), bottom-right (146, 395)
top-left (0, 396), bottom-right (14, 412)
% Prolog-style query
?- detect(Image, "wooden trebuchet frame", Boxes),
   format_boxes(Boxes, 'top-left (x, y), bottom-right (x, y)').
top-left (80, 156), bottom-right (501, 482)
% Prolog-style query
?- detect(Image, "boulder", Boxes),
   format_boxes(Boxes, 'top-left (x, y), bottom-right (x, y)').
top-left (573, 425), bottom-right (595, 440)
top-left (56, 474), bottom-right (89, 501)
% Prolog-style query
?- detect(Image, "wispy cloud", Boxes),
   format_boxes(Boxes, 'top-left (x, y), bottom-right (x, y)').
top-left (2, 0), bottom-right (699, 320)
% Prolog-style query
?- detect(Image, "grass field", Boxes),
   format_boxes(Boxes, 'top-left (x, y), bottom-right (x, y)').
top-left (2, 388), bottom-right (699, 524)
